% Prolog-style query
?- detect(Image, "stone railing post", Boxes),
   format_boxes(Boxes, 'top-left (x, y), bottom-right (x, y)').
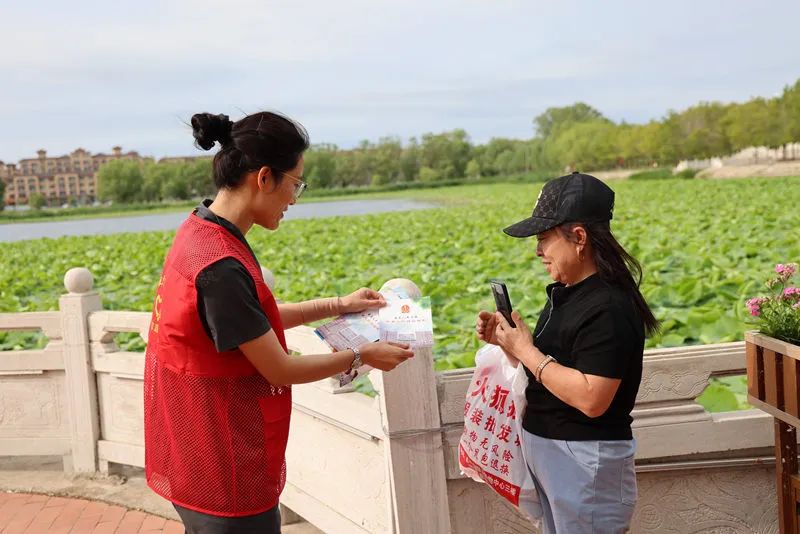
top-left (59, 267), bottom-right (102, 473)
top-left (370, 278), bottom-right (452, 534)
top-left (261, 266), bottom-right (276, 292)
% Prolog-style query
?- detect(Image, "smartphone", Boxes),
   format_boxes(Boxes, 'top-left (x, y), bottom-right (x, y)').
top-left (490, 279), bottom-right (516, 327)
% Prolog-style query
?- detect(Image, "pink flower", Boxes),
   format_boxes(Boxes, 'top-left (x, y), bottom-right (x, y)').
top-left (776, 263), bottom-right (798, 278)
top-left (747, 297), bottom-right (768, 317)
top-left (783, 287), bottom-right (800, 299)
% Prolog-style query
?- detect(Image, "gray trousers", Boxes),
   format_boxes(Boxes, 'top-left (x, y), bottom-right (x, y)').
top-left (521, 429), bottom-right (637, 534)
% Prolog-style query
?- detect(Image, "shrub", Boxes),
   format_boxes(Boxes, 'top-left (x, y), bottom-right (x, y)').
top-left (628, 168), bottom-right (673, 180)
top-left (674, 169), bottom-right (699, 179)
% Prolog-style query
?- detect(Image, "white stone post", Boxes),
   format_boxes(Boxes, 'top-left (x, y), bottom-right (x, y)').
top-left (370, 278), bottom-right (452, 534)
top-left (261, 266), bottom-right (276, 292)
top-left (59, 268), bottom-right (102, 473)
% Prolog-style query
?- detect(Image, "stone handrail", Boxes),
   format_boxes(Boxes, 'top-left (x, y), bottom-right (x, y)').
top-left (0, 268), bottom-right (781, 532)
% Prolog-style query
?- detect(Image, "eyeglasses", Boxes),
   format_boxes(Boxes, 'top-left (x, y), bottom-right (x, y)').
top-left (282, 171), bottom-right (308, 201)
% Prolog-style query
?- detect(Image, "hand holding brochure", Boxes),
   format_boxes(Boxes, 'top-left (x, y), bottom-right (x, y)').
top-left (314, 288), bottom-right (432, 386)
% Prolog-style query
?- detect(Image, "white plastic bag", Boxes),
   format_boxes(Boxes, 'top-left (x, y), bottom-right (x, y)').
top-left (458, 344), bottom-right (542, 521)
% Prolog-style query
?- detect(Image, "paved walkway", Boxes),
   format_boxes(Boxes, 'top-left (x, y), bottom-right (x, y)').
top-left (0, 492), bottom-right (183, 533)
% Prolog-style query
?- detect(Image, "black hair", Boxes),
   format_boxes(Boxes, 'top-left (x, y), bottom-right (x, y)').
top-left (190, 111), bottom-right (310, 189)
top-left (558, 221), bottom-right (661, 337)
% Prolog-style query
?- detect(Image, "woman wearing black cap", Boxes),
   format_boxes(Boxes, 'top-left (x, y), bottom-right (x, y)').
top-left (475, 172), bottom-right (659, 533)
top-left (143, 111), bottom-right (414, 534)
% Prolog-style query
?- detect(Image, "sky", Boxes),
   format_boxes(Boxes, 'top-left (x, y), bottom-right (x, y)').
top-left (1, 0), bottom-right (799, 162)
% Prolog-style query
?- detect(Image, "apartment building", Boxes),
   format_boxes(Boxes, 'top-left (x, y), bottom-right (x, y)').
top-left (1, 146), bottom-right (150, 206)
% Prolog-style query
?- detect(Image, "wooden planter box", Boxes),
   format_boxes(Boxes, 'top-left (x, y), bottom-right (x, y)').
top-left (746, 331), bottom-right (800, 534)
top-left (746, 331), bottom-right (800, 423)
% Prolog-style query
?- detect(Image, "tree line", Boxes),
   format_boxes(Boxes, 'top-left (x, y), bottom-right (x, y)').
top-left (97, 159), bottom-right (214, 204)
top-left (95, 78), bottom-right (800, 203)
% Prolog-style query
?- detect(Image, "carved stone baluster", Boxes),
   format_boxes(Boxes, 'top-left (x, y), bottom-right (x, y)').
top-left (60, 268), bottom-right (102, 473)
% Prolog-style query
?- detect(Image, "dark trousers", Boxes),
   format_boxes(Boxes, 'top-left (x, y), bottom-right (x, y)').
top-left (174, 504), bottom-right (281, 534)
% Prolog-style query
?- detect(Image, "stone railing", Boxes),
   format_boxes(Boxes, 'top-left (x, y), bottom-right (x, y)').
top-left (0, 269), bottom-right (781, 533)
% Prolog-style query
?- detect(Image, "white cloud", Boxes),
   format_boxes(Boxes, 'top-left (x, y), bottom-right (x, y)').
top-left (1, 0), bottom-right (799, 161)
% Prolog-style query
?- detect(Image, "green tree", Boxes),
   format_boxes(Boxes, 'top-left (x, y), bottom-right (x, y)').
top-left (371, 173), bottom-right (389, 186)
top-left (547, 121), bottom-right (621, 171)
top-left (418, 166), bottom-right (440, 182)
top-left (723, 98), bottom-right (779, 154)
top-left (503, 142), bottom-right (536, 174)
top-left (0, 179), bottom-right (5, 210)
top-left (333, 152), bottom-right (355, 187)
top-left (144, 161), bottom-right (206, 202)
top-left (141, 162), bottom-right (169, 202)
top-left (494, 150), bottom-right (516, 175)
top-left (399, 138), bottom-right (420, 181)
top-left (782, 80), bottom-right (800, 159)
top-left (97, 160), bottom-right (144, 203)
top-left (477, 138), bottom-right (516, 176)
top-left (419, 129), bottom-right (472, 178)
top-left (465, 159), bottom-right (481, 179)
top-left (161, 164), bottom-right (191, 200)
top-left (650, 113), bottom-right (686, 165)
top-left (637, 122), bottom-right (665, 166)
top-left (29, 192), bottom-right (46, 210)
top-left (616, 124), bottom-right (642, 167)
top-left (667, 102), bottom-right (732, 160)
top-left (184, 159), bottom-right (214, 197)
top-left (527, 139), bottom-right (549, 172)
top-left (533, 103), bottom-right (608, 139)
top-left (305, 145), bottom-right (338, 189)
top-left (373, 137), bottom-right (403, 182)
top-left (351, 140), bottom-right (377, 186)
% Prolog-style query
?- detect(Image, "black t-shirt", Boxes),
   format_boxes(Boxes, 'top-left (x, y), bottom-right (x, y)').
top-left (193, 200), bottom-right (271, 352)
top-left (522, 273), bottom-right (645, 441)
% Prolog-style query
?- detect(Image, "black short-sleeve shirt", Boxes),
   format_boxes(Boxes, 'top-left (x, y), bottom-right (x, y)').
top-left (522, 273), bottom-right (645, 441)
top-left (193, 200), bottom-right (271, 352)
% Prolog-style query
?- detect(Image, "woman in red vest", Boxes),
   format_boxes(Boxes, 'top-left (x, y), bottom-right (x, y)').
top-left (144, 111), bottom-right (414, 534)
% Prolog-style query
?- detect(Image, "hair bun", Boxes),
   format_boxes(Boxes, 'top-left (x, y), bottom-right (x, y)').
top-left (191, 113), bottom-right (234, 150)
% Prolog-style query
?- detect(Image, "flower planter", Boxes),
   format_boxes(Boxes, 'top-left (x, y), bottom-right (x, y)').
top-left (746, 331), bottom-right (800, 533)
top-left (746, 331), bottom-right (800, 422)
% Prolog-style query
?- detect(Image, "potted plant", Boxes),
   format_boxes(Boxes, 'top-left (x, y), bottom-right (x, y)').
top-left (745, 263), bottom-right (800, 418)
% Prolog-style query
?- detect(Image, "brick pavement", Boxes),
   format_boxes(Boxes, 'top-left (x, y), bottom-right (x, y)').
top-left (0, 492), bottom-right (184, 534)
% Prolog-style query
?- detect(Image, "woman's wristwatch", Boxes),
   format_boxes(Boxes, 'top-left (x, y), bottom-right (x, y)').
top-left (348, 346), bottom-right (363, 374)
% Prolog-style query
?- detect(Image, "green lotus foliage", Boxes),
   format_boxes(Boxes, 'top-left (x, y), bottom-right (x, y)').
top-left (2, 177), bottom-right (798, 411)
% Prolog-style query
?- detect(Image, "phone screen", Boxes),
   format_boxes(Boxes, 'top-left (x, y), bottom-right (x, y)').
top-left (490, 279), bottom-right (516, 327)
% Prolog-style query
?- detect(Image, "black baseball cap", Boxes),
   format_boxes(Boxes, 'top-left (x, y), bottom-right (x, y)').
top-left (503, 171), bottom-right (615, 238)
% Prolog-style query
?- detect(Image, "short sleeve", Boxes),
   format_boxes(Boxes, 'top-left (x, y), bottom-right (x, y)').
top-left (196, 258), bottom-right (271, 352)
top-left (571, 306), bottom-right (634, 379)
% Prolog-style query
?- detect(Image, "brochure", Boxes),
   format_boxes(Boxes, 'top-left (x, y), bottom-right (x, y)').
top-left (379, 296), bottom-right (433, 348)
top-left (315, 287), bottom-right (417, 386)
top-left (314, 310), bottom-right (380, 353)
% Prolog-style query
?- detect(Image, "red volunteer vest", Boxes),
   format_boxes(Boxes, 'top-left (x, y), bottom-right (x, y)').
top-left (144, 213), bottom-right (291, 516)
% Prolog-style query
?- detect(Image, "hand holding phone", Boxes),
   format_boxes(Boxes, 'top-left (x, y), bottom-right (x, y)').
top-left (490, 279), bottom-right (516, 328)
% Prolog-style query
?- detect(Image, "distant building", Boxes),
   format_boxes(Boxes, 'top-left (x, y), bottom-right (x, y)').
top-left (1, 146), bottom-right (152, 206)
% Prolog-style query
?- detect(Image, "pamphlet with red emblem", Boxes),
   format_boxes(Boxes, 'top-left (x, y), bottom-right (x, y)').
top-left (378, 296), bottom-right (433, 348)
top-left (315, 287), bottom-right (433, 386)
